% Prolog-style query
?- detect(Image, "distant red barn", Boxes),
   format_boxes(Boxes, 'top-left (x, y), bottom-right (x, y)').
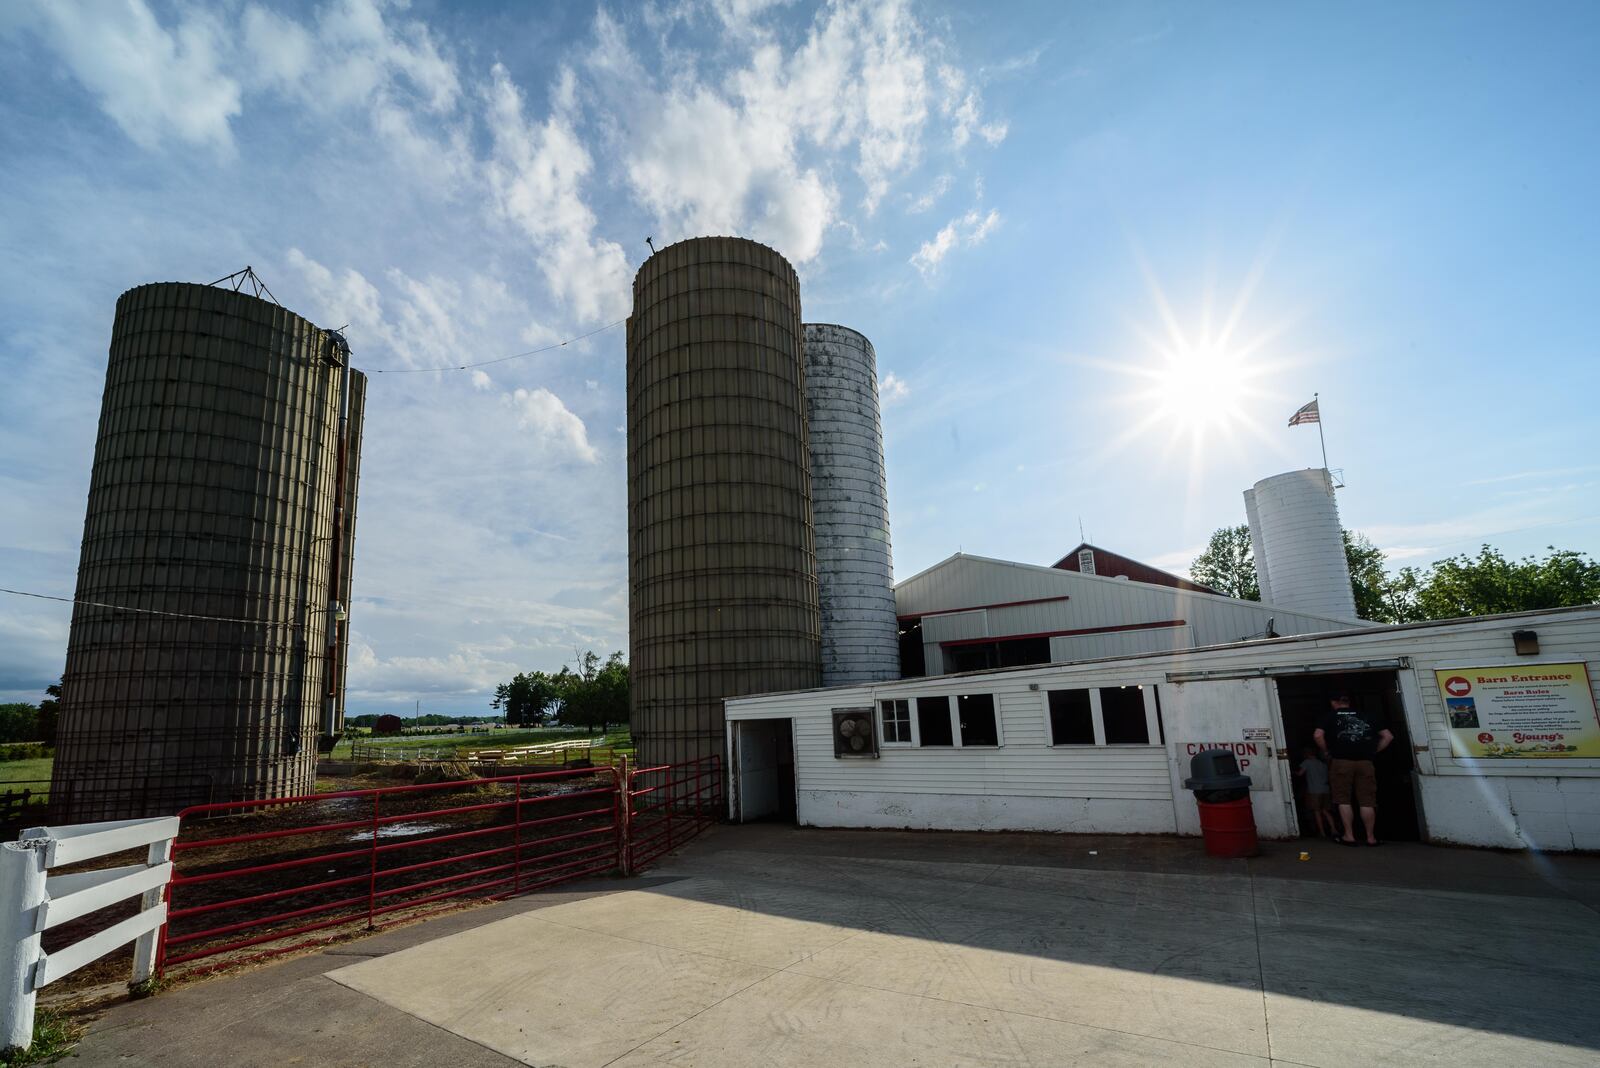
top-left (1051, 542), bottom-right (1218, 595)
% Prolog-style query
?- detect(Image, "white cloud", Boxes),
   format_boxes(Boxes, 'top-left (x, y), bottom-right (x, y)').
top-left (906, 174), bottom-right (952, 214)
top-left (11, 0), bottom-right (241, 153)
top-left (590, 0), bottom-right (1000, 261)
top-left (880, 372), bottom-right (911, 404)
top-left (939, 63), bottom-right (1008, 149)
top-left (910, 207), bottom-right (1002, 276)
top-left (483, 63), bottom-right (631, 321)
top-left (471, 370), bottom-right (494, 391)
top-left (507, 387), bottom-right (599, 463)
top-left (250, 0), bottom-right (460, 114)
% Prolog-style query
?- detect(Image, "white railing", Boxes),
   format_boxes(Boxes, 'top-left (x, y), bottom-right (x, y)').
top-left (2, 816), bottom-right (177, 1051)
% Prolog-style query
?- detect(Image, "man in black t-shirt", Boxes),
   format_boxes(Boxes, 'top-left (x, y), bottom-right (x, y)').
top-left (1314, 693), bottom-right (1394, 846)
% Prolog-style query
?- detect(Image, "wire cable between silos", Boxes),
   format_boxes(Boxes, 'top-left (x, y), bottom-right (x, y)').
top-left (360, 319), bottom-right (626, 374)
top-left (0, 587), bottom-right (305, 628)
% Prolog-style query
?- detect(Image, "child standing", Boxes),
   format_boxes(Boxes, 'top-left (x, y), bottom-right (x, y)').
top-left (1296, 746), bottom-right (1338, 840)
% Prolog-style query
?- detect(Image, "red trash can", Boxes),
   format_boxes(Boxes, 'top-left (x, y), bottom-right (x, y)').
top-left (1195, 797), bottom-right (1260, 858)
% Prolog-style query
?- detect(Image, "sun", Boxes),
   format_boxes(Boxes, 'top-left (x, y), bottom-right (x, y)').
top-left (1073, 255), bottom-right (1298, 464)
top-left (1149, 342), bottom-right (1253, 432)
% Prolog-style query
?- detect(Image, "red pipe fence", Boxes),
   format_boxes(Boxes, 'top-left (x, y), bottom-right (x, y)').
top-left (155, 756), bottom-right (721, 976)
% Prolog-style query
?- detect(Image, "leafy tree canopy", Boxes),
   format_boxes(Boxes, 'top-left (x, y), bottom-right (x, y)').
top-left (1406, 545), bottom-right (1600, 620)
top-left (0, 703), bottom-right (40, 745)
top-left (1190, 526), bottom-right (1598, 624)
top-left (1189, 525), bottom-right (1259, 601)
top-left (551, 652), bottom-right (629, 735)
top-left (492, 671), bottom-right (561, 727)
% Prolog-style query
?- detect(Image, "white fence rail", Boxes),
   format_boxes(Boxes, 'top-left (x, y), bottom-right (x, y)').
top-left (2, 816), bottom-right (177, 1051)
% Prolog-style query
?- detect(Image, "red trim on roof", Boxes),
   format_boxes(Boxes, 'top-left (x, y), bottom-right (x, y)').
top-left (898, 595), bottom-right (1071, 622)
top-left (937, 619), bottom-right (1188, 648)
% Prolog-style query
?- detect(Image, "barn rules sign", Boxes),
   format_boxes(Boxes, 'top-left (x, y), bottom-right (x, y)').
top-left (1435, 663), bottom-right (1600, 759)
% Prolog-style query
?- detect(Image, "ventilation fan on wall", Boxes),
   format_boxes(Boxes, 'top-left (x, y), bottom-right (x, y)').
top-left (832, 708), bottom-right (879, 759)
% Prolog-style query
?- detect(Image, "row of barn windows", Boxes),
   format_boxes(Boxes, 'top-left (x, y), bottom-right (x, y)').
top-left (877, 685), bottom-right (1164, 749)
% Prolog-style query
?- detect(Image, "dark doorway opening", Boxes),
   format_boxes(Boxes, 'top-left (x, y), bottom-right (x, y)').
top-left (1275, 672), bottom-right (1422, 842)
top-left (733, 718), bottom-right (796, 824)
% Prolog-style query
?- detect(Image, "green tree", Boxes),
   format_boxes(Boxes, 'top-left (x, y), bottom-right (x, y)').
top-left (1412, 546), bottom-right (1600, 620)
top-left (0, 703), bottom-right (40, 744)
top-left (1343, 530), bottom-right (1391, 622)
top-left (1190, 525), bottom-right (1260, 600)
top-left (36, 677), bottom-right (61, 744)
top-left (492, 671), bottom-right (560, 726)
top-left (553, 651), bottom-right (629, 735)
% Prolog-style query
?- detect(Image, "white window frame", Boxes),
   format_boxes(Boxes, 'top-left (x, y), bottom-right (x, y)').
top-left (1044, 683), bottom-right (1163, 747)
top-left (885, 693), bottom-right (1004, 749)
top-left (877, 698), bottom-right (914, 747)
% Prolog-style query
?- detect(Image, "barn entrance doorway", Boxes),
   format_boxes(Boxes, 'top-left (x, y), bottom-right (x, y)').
top-left (1274, 671), bottom-right (1422, 842)
top-left (732, 718), bottom-right (796, 824)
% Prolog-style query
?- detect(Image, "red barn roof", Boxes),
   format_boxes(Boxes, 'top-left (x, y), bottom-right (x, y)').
top-left (1051, 543), bottom-right (1219, 595)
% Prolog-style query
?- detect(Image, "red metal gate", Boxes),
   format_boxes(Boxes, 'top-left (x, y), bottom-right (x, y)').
top-left (625, 756), bottom-right (723, 873)
top-left (155, 757), bottom-right (722, 976)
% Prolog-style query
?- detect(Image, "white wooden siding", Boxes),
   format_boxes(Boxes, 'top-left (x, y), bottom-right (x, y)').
top-left (727, 605), bottom-right (1600, 845)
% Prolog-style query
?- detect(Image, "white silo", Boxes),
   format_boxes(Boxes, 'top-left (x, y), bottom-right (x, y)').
top-left (1244, 468), bottom-right (1358, 620)
top-left (804, 323), bottom-right (900, 684)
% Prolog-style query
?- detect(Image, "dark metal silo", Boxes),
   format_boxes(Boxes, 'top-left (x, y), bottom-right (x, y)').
top-left (52, 280), bottom-right (365, 820)
top-left (626, 237), bottom-right (822, 768)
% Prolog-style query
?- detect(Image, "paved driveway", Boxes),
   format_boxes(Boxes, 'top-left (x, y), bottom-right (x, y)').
top-left (75, 826), bottom-right (1600, 1067)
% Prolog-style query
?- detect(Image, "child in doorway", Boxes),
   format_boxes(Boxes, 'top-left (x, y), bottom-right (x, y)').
top-left (1295, 745), bottom-right (1339, 840)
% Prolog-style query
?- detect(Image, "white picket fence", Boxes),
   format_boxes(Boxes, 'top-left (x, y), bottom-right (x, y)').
top-left (1, 816), bottom-right (177, 1051)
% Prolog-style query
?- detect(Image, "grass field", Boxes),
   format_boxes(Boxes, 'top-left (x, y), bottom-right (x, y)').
top-left (0, 755), bottom-right (53, 800)
top-left (330, 727), bottom-right (633, 760)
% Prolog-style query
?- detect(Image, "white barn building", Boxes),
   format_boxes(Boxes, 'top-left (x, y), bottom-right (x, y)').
top-left (895, 553), bottom-right (1368, 676)
top-left (726, 605), bottom-right (1600, 852)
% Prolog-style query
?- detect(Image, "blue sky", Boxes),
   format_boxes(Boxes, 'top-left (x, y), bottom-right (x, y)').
top-left (2, 1), bottom-right (1596, 714)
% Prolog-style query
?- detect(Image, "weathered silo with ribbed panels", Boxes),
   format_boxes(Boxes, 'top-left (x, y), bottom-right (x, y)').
top-left (627, 237), bottom-right (822, 768)
top-left (52, 280), bottom-right (366, 821)
top-left (804, 324), bottom-right (899, 684)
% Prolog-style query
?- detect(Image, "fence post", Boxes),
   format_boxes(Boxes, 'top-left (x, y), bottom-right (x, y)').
top-left (616, 757), bottom-right (632, 876)
top-left (511, 777), bottom-right (524, 894)
top-left (366, 793), bottom-right (380, 929)
top-left (130, 835), bottom-right (173, 985)
top-left (2, 834), bottom-right (49, 1051)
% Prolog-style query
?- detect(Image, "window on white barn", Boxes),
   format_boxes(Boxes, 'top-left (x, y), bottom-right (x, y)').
top-left (1048, 685), bottom-right (1163, 746)
top-left (1099, 685), bottom-right (1150, 744)
top-left (956, 694), bottom-right (999, 746)
top-left (879, 699), bottom-right (912, 744)
top-left (1047, 689), bottom-right (1096, 745)
top-left (915, 696), bottom-right (954, 746)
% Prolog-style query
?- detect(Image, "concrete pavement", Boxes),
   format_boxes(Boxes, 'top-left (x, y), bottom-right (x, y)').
top-left (69, 826), bottom-right (1600, 1067)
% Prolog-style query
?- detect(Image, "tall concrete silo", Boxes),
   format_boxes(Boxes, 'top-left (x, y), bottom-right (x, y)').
top-left (52, 279), bottom-right (366, 820)
top-left (627, 237), bottom-right (822, 768)
top-left (1244, 468), bottom-right (1358, 620)
top-left (803, 324), bottom-right (899, 684)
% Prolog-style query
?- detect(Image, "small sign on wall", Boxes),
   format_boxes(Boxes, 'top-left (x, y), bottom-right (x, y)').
top-left (1242, 727), bottom-right (1273, 742)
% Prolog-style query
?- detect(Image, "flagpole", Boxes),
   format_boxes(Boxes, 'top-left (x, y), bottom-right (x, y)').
top-left (1315, 392), bottom-right (1329, 474)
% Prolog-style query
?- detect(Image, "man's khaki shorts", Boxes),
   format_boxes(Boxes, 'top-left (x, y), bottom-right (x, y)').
top-left (1329, 759), bottom-right (1377, 807)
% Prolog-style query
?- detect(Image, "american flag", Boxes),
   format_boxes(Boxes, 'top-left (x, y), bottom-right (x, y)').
top-left (1288, 398), bottom-right (1320, 427)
